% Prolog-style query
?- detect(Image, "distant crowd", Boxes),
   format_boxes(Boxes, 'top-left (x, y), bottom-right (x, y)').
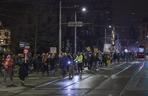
top-left (0, 51), bottom-right (136, 86)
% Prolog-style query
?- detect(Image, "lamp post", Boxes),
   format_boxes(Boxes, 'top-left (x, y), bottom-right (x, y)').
top-left (74, 6), bottom-right (87, 54)
top-left (111, 26), bottom-right (116, 53)
top-left (105, 28), bottom-right (107, 44)
top-left (61, 4), bottom-right (87, 54)
top-left (74, 7), bottom-right (77, 54)
top-left (34, 13), bottom-right (39, 56)
top-left (112, 27), bottom-right (115, 46)
top-left (59, 0), bottom-right (62, 55)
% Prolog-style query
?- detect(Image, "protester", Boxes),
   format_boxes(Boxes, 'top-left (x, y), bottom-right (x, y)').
top-left (59, 53), bottom-right (68, 78)
top-left (2, 54), bottom-right (14, 85)
top-left (18, 56), bottom-right (29, 86)
top-left (67, 53), bottom-right (74, 79)
top-left (75, 52), bottom-right (83, 78)
top-left (49, 53), bottom-right (56, 76)
top-left (41, 53), bottom-right (49, 76)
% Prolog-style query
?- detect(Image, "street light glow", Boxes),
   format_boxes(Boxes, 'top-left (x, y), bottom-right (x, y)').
top-left (109, 25), bottom-right (112, 28)
top-left (81, 7), bottom-right (87, 12)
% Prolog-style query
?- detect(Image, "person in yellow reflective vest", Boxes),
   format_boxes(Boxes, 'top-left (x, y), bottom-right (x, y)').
top-left (75, 53), bottom-right (83, 78)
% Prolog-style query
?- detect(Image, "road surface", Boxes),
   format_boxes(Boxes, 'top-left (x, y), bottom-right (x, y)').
top-left (4, 60), bottom-right (148, 96)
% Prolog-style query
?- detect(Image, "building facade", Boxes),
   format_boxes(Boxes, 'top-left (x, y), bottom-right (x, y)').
top-left (139, 20), bottom-right (148, 52)
top-left (0, 24), bottom-right (11, 52)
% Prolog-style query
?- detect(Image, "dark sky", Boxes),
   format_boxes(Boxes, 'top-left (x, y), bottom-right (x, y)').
top-left (0, 0), bottom-right (147, 50)
top-left (0, 0), bottom-right (148, 26)
top-left (112, 0), bottom-right (148, 25)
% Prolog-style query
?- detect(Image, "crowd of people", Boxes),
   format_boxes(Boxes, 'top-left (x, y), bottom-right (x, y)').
top-left (0, 51), bottom-right (136, 86)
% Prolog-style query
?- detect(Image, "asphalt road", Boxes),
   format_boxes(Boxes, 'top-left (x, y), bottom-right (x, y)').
top-left (12, 60), bottom-right (146, 96)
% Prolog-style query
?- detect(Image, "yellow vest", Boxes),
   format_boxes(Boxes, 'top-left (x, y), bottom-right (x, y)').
top-left (75, 55), bottom-right (83, 63)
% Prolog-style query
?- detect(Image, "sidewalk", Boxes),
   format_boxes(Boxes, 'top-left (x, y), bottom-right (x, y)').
top-left (0, 70), bottom-right (62, 96)
top-left (0, 63), bottom-right (127, 96)
top-left (0, 67), bottom-right (94, 96)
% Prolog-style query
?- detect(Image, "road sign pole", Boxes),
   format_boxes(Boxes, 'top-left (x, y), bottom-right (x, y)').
top-left (74, 11), bottom-right (77, 54)
top-left (105, 28), bottom-right (107, 44)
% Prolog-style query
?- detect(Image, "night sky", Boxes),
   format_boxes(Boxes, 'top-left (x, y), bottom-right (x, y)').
top-left (0, 0), bottom-right (148, 26)
top-left (113, 0), bottom-right (148, 25)
top-left (0, 0), bottom-right (148, 52)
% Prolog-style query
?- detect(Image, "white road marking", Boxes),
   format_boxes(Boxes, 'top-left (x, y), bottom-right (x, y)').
top-left (111, 74), bottom-right (117, 79)
top-left (100, 62), bottom-right (126, 70)
top-left (35, 74), bottom-right (91, 89)
top-left (119, 62), bottom-right (144, 96)
top-left (35, 78), bottom-right (62, 88)
top-left (113, 64), bottom-right (133, 76)
top-left (96, 62), bottom-right (135, 89)
top-left (108, 94), bottom-right (112, 96)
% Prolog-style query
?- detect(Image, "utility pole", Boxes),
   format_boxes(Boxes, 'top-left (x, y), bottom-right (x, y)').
top-left (59, 0), bottom-right (62, 55)
top-left (74, 11), bottom-right (77, 54)
top-left (105, 28), bottom-right (107, 44)
top-left (34, 7), bottom-right (40, 56)
top-left (34, 16), bottom-right (38, 56)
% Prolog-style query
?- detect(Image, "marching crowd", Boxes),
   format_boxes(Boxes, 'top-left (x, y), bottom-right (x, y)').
top-left (0, 51), bottom-right (135, 86)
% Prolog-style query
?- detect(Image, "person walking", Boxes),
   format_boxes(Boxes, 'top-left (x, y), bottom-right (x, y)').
top-left (67, 53), bottom-right (74, 79)
top-left (2, 54), bottom-right (14, 86)
top-left (18, 56), bottom-right (29, 86)
top-left (59, 53), bottom-right (68, 78)
top-left (41, 53), bottom-right (49, 76)
top-left (75, 53), bottom-right (83, 78)
top-left (49, 53), bottom-right (56, 76)
top-left (87, 52), bottom-right (93, 70)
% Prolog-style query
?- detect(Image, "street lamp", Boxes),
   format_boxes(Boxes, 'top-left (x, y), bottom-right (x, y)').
top-left (74, 6), bottom-right (87, 54)
top-left (59, 1), bottom-right (62, 55)
top-left (81, 7), bottom-right (87, 12)
top-left (109, 25), bottom-right (112, 28)
top-left (104, 25), bottom-right (112, 44)
top-left (59, 2), bottom-right (87, 54)
top-left (74, 10), bottom-right (77, 54)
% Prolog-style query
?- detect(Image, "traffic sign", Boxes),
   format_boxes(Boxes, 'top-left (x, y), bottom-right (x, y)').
top-left (19, 42), bottom-right (25, 48)
top-left (68, 21), bottom-right (83, 27)
top-left (103, 43), bottom-right (111, 53)
top-left (50, 47), bottom-right (57, 53)
top-left (19, 42), bottom-right (30, 48)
